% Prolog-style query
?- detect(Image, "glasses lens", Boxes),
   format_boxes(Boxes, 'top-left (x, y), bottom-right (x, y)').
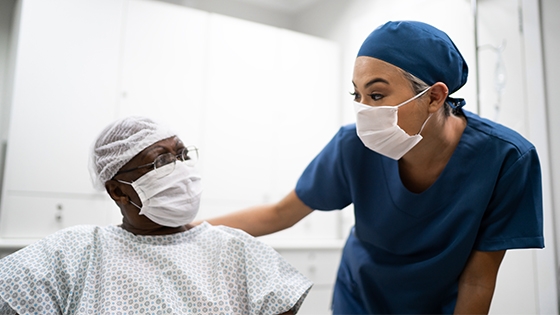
top-left (153, 153), bottom-right (176, 178)
top-left (183, 146), bottom-right (199, 166)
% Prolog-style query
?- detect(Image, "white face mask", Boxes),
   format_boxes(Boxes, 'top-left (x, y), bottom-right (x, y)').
top-left (354, 87), bottom-right (432, 160)
top-left (118, 162), bottom-right (203, 227)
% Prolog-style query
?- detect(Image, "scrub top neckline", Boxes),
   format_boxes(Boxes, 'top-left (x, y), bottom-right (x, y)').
top-left (380, 112), bottom-right (485, 217)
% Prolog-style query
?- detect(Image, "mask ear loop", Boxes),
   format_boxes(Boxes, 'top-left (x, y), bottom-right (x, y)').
top-left (417, 113), bottom-right (433, 135)
top-left (116, 179), bottom-right (143, 210)
top-left (396, 87), bottom-right (431, 108)
top-left (129, 200), bottom-right (142, 210)
top-left (397, 87), bottom-right (432, 135)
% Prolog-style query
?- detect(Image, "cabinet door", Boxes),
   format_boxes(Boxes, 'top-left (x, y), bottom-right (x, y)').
top-left (199, 15), bottom-right (341, 242)
top-left (0, 193), bottom-right (115, 238)
top-left (264, 30), bottom-right (341, 241)
top-left (202, 14), bottom-right (281, 206)
top-left (276, 248), bottom-right (342, 315)
top-left (118, 0), bottom-right (208, 148)
top-left (201, 15), bottom-right (339, 199)
top-left (271, 29), bottom-right (340, 199)
top-left (1, 0), bottom-right (124, 195)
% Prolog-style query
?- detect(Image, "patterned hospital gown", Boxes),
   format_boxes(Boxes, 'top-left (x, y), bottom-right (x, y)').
top-left (0, 222), bottom-right (312, 314)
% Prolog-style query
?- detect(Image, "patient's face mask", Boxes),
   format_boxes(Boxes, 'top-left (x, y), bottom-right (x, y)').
top-left (118, 162), bottom-right (202, 227)
top-left (354, 87), bottom-right (432, 160)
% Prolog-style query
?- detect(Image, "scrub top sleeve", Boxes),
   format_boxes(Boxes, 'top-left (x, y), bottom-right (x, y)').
top-left (295, 126), bottom-right (352, 210)
top-left (475, 148), bottom-right (544, 251)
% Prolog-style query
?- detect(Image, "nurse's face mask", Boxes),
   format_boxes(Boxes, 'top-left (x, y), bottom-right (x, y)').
top-left (117, 146), bottom-right (203, 227)
top-left (354, 87), bottom-right (432, 160)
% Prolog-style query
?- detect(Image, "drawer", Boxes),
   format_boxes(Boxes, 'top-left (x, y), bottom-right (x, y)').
top-left (276, 248), bottom-right (342, 286)
top-left (0, 193), bottom-right (116, 238)
top-left (298, 285), bottom-right (334, 315)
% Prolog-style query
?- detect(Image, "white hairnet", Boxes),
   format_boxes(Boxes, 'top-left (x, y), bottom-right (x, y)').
top-left (89, 116), bottom-right (177, 191)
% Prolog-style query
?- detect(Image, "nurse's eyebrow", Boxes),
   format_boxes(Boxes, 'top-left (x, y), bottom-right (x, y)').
top-left (352, 78), bottom-right (390, 88)
top-left (364, 78), bottom-right (389, 88)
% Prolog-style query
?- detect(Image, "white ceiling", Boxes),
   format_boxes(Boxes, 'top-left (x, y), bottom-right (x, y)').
top-left (234, 0), bottom-right (325, 14)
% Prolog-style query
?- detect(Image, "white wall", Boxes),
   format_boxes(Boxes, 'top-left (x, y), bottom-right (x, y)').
top-left (0, 0), bottom-right (16, 131)
top-left (0, 0), bottom-right (16, 199)
top-left (541, 0), bottom-right (560, 302)
top-left (157, 0), bottom-right (295, 29)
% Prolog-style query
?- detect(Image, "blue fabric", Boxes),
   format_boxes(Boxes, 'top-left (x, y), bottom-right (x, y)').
top-left (358, 21), bottom-right (468, 109)
top-left (295, 110), bottom-right (544, 314)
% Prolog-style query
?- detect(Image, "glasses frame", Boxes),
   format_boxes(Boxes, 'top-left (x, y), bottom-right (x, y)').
top-left (115, 145), bottom-right (198, 176)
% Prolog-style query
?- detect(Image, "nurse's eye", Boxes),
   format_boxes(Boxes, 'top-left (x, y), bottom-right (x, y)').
top-left (368, 93), bottom-right (383, 101)
top-left (349, 91), bottom-right (360, 101)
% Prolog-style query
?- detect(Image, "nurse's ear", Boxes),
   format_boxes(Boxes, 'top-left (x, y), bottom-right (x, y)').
top-left (427, 82), bottom-right (449, 113)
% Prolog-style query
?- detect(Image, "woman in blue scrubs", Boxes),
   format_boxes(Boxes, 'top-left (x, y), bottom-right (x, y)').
top-left (205, 21), bottom-right (544, 314)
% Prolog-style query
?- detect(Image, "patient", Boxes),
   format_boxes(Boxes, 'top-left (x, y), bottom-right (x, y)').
top-left (0, 116), bottom-right (312, 314)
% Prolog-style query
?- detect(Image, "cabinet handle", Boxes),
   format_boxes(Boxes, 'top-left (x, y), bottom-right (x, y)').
top-left (55, 204), bottom-right (63, 222)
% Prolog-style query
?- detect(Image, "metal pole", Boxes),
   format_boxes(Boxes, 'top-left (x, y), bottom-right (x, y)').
top-left (472, 0), bottom-right (481, 115)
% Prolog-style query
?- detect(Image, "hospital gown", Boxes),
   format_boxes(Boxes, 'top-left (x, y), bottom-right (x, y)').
top-left (0, 222), bottom-right (312, 314)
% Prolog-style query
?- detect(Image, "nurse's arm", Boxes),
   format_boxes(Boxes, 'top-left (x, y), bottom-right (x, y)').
top-left (453, 249), bottom-right (506, 314)
top-left (201, 189), bottom-right (314, 237)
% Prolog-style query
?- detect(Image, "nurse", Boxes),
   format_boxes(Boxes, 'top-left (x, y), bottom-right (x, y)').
top-left (204, 21), bottom-right (544, 314)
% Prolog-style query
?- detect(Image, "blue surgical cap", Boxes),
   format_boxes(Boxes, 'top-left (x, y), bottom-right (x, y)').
top-left (357, 21), bottom-right (468, 109)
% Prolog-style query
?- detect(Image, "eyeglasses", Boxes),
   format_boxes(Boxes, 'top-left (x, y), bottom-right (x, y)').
top-left (115, 145), bottom-right (199, 178)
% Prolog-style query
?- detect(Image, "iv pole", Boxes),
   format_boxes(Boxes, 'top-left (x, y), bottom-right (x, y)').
top-left (472, 0), bottom-right (481, 115)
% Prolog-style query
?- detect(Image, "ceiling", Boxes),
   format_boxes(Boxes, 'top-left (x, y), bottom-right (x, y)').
top-left (234, 0), bottom-right (326, 14)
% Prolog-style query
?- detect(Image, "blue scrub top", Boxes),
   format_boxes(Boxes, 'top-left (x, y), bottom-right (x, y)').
top-left (295, 110), bottom-right (544, 314)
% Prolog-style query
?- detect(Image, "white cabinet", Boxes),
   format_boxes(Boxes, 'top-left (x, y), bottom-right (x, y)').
top-left (2, 0), bottom-right (124, 195)
top-left (199, 14), bottom-right (341, 242)
top-left (0, 193), bottom-right (116, 238)
top-left (118, 0), bottom-right (208, 148)
top-left (202, 14), bottom-right (283, 205)
top-left (0, 0), bottom-right (341, 243)
top-left (275, 247), bottom-right (343, 315)
top-left (0, 0), bottom-right (125, 238)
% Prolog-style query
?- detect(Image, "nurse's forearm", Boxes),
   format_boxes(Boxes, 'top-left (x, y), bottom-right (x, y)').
top-left (204, 190), bottom-right (313, 237)
top-left (454, 281), bottom-right (495, 314)
top-left (204, 204), bottom-right (287, 236)
top-left (453, 250), bottom-right (505, 314)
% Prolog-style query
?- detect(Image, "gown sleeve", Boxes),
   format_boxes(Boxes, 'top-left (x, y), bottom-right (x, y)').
top-left (0, 226), bottom-right (95, 315)
top-left (215, 226), bottom-right (313, 315)
top-left (0, 301), bottom-right (18, 315)
top-left (0, 237), bottom-right (63, 314)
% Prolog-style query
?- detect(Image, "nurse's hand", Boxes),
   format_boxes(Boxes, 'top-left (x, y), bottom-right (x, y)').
top-left (454, 249), bottom-right (506, 314)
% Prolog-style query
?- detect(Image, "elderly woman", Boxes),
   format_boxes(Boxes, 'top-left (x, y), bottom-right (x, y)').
top-left (0, 116), bottom-right (312, 315)
top-left (204, 21), bottom-right (544, 314)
